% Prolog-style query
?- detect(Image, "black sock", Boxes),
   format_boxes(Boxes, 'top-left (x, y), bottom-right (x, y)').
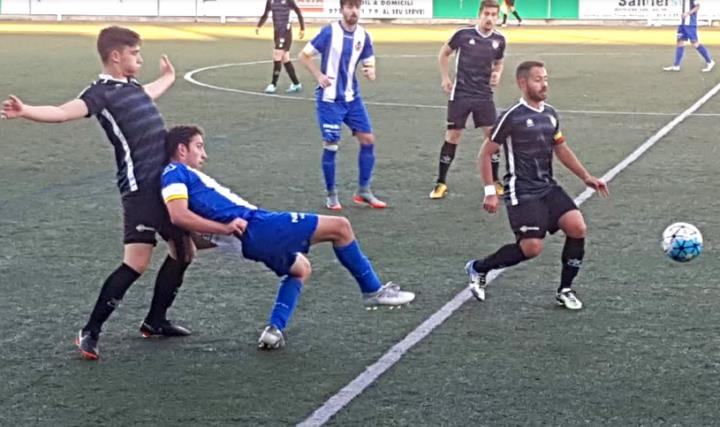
top-left (559, 237), bottom-right (585, 292)
top-left (513, 11), bottom-right (522, 21)
top-left (437, 141), bottom-right (457, 184)
top-left (284, 61), bottom-right (300, 85)
top-left (83, 264), bottom-right (141, 336)
top-left (271, 61), bottom-right (282, 85)
top-left (473, 243), bottom-right (527, 274)
top-left (502, 13), bottom-right (508, 25)
top-left (491, 152), bottom-right (501, 182)
top-left (146, 256), bottom-right (189, 324)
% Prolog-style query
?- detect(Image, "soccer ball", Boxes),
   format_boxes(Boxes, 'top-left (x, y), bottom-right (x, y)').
top-left (661, 222), bottom-right (703, 262)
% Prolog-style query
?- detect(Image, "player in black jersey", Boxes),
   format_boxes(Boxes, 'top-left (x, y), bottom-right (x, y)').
top-left (431, 0), bottom-right (505, 200)
top-left (465, 61), bottom-right (609, 310)
top-left (257, 0), bottom-right (306, 94)
top-left (500, 0), bottom-right (522, 27)
top-left (2, 26), bottom-right (193, 360)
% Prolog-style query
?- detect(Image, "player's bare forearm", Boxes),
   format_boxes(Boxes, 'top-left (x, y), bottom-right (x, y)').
top-left (144, 74), bottom-right (175, 101)
top-left (167, 202), bottom-right (235, 235)
top-left (9, 99), bottom-right (88, 123)
top-left (478, 139), bottom-right (500, 185)
top-left (555, 143), bottom-right (591, 181)
top-left (438, 45), bottom-right (452, 82)
top-left (300, 53), bottom-right (321, 78)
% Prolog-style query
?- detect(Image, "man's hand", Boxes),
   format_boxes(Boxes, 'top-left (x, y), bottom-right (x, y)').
top-left (483, 194), bottom-right (499, 213)
top-left (490, 71), bottom-right (501, 88)
top-left (225, 218), bottom-right (248, 236)
top-left (299, 29), bottom-right (305, 39)
top-left (441, 77), bottom-right (453, 94)
top-left (1, 95), bottom-right (25, 119)
top-left (584, 176), bottom-right (609, 197)
top-left (159, 55), bottom-right (175, 77)
top-left (316, 74), bottom-right (333, 88)
top-left (362, 66), bottom-right (376, 81)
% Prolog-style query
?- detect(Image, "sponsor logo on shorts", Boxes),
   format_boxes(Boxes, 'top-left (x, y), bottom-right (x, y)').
top-left (136, 224), bottom-right (157, 233)
top-left (519, 225), bottom-right (540, 233)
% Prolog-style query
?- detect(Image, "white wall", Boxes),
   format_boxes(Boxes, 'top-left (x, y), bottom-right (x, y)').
top-left (1, 0), bottom-right (434, 18)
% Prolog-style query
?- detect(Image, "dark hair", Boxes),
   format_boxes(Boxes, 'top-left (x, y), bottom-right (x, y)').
top-left (340, 0), bottom-right (361, 8)
top-left (516, 60), bottom-right (545, 80)
top-left (166, 125), bottom-right (205, 161)
top-left (479, 0), bottom-right (500, 12)
top-left (97, 26), bottom-right (141, 64)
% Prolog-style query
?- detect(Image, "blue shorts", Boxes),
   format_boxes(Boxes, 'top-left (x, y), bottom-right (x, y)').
top-left (241, 210), bottom-right (319, 277)
top-left (677, 25), bottom-right (699, 42)
top-left (316, 96), bottom-right (373, 143)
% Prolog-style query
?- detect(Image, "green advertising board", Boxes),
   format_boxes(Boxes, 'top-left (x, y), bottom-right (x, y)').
top-left (434, 0), bottom-right (578, 20)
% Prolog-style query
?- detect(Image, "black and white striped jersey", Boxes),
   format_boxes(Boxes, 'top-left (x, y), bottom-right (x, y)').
top-left (79, 75), bottom-right (167, 194)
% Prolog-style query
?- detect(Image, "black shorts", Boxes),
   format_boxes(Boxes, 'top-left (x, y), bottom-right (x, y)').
top-left (506, 186), bottom-right (578, 241)
top-left (274, 28), bottom-right (293, 51)
top-left (447, 98), bottom-right (496, 130)
top-left (121, 188), bottom-right (186, 246)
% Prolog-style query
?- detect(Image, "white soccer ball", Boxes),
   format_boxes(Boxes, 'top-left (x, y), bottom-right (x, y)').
top-left (662, 222), bottom-right (703, 262)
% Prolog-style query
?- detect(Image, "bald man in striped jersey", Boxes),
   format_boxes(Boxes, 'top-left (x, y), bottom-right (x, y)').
top-left (257, 0), bottom-right (306, 94)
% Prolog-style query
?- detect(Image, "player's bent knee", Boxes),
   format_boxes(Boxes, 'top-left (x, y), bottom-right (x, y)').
top-left (291, 255), bottom-right (312, 281)
top-left (445, 130), bottom-right (462, 144)
top-left (519, 239), bottom-right (544, 258)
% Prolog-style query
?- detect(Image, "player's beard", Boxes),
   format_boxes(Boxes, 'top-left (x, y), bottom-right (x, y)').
top-left (528, 88), bottom-right (547, 103)
top-left (345, 14), bottom-right (358, 26)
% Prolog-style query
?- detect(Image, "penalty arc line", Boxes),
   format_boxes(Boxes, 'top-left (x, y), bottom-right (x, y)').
top-left (296, 79), bottom-right (720, 427)
top-left (183, 60), bottom-right (720, 117)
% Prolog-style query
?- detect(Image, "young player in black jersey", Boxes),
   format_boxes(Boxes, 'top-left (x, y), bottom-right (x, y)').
top-left (465, 61), bottom-right (609, 310)
top-left (431, 0), bottom-right (505, 200)
top-left (2, 26), bottom-right (193, 360)
top-left (257, 0), bottom-right (306, 94)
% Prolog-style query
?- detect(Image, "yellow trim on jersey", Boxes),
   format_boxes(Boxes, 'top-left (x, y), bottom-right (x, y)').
top-left (164, 194), bottom-right (188, 203)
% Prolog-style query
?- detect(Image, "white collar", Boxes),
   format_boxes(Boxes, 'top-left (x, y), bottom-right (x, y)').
top-left (98, 74), bottom-right (134, 83)
top-left (520, 97), bottom-right (545, 113)
top-left (475, 25), bottom-right (494, 38)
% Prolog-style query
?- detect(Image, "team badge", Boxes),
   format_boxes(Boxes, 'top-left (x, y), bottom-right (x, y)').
top-left (549, 115), bottom-right (557, 128)
top-left (526, 118), bottom-right (535, 127)
top-left (355, 41), bottom-right (362, 51)
top-left (492, 40), bottom-right (500, 50)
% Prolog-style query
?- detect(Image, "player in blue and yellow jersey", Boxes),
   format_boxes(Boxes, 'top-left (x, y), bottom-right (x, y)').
top-left (256, 0), bottom-right (305, 94)
top-left (465, 61), bottom-right (609, 310)
top-left (299, 0), bottom-right (386, 211)
top-left (430, 0), bottom-right (506, 200)
top-left (2, 26), bottom-right (193, 360)
top-left (161, 125), bottom-right (415, 350)
top-left (663, 0), bottom-right (714, 72)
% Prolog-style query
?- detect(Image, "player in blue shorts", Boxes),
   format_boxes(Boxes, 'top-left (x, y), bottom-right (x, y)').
top-left (663, 0), bottom-right (714, 72)
top-left (161, 125), bottom-right (415, 350)
top-left (299, 0), bottom-right (386, 211)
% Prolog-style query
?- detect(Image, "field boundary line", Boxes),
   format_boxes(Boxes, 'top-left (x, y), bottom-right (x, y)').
top-left (296, 80), bottom-right (720, 427)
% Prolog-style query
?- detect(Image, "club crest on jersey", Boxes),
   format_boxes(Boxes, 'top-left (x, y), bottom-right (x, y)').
top-left (526, 118), bottom-right (535, 127)
top-left (469, 39), bottom-right (476, 45)
top-left (549, 115), bottom-right (557, 128)
top-left (492, 40), bottom-right (500, 50)
top-left (355, 41), bottom-right (362, 51)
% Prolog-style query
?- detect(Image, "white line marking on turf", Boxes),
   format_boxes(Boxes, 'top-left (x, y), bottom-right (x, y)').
top-left (296, 80), bottom-right (720, 427)
top-left (184, 58), bottom-right (720, 118)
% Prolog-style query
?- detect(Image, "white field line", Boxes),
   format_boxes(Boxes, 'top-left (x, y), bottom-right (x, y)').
top-left (184, 58), bottom-right (720, 117)
top-left (295, 81), bottom-right (720, 427)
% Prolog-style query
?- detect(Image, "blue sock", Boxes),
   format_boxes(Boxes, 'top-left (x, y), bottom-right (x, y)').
top-left (697, 45), bottom-right (713, 64)
top-left (322, 146), bottom-right (337, 192)
top-left (268, 276), bottom-right (303, 331)
top-left (333, 240), bottom-right (382, 294)
top-left (674, 46), bottom-right (685, 66)
top-left (358, 144), bottom-right (375, 190)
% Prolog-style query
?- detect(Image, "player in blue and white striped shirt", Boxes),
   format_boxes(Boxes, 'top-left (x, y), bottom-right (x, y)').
top-left (663, 0), bottom-right (714, 72)
top-left (299, 0), bottom-right (386, 211)
top-left (161, 125), bottom-right (414, 349)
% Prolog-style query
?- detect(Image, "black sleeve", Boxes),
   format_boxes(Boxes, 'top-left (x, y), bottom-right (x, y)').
top-left (78, 84), bottom-right (107, 118)
top-left (491, 109), bottom-right (513, 145)
top-left (258, 0), bottom-right (271, 28)
top-left (289, 0), bottom-right (305, 30)
top-left (448, 29), bottom-right (464, 50)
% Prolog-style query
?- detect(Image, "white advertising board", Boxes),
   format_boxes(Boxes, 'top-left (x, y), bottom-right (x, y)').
top-left (580, 0), bottom-right (720, 21)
